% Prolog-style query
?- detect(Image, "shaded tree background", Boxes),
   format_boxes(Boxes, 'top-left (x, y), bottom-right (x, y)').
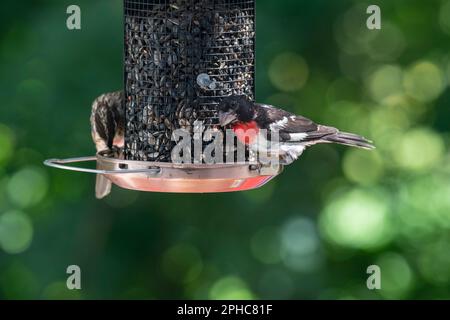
top-left (0, 0), bottom-right (449, 299)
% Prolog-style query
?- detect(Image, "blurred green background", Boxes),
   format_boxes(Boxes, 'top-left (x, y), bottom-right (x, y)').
top-left (0, 0), bottom-right (449, 300)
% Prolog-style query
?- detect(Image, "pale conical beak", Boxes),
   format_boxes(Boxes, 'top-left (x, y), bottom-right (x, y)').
top-left (218, 111), bottom-right (237, 126)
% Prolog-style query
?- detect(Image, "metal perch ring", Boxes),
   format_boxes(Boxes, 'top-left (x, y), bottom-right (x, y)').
top-left (44, 154), bottom-right (283, 193)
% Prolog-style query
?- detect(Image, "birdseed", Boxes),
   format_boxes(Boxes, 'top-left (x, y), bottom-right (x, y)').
top-left (124, 0), bottom-right (255, 162)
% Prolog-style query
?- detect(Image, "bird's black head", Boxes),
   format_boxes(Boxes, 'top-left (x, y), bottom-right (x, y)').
top-left (217, 95), bottom-right (255, 126)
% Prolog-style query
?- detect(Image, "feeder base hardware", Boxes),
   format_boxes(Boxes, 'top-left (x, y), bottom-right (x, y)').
top-left (44, 153), bottom-right (283, 194)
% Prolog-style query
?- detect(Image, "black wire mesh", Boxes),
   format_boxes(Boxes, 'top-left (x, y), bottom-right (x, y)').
top-left (124, 0), bottom-right (255, 162)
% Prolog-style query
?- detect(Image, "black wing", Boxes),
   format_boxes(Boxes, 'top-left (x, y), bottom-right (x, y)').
top-left (255, 104), bottom-right (336, 142)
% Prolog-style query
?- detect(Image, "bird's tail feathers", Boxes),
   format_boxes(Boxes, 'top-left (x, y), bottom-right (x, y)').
top-left (322, 130), bottom-right (375, 150)
top-left (95, 174), bottom-right (112, 199)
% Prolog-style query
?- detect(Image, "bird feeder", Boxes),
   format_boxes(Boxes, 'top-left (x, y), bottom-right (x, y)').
top-left (44, 0), bottom-right (283, 193)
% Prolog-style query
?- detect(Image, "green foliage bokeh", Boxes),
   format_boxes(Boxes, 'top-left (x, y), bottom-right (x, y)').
top-left (0, 0), bottom-right (449, 299)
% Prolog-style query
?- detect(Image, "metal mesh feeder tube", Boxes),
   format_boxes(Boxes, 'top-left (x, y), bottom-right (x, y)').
top-left (124, 0), bottom-right (256, 162)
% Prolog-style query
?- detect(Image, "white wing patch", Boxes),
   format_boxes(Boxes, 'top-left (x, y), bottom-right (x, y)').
top-left (245, 130), bottom-right (307, 164)
top-left (288, 132), bottom-right (308, 141)
top-left (269, 116), bottom-right (289, 130)
top-left (280, 144), bottom-right (305, 161)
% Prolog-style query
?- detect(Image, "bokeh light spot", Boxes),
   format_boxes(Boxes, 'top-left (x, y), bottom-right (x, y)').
top-left (369, 105), bottom-right (410, 146)
top-left (7, 166), bottom-right (48, 208)
top-left (280, 217), bottom-right (322, 272)
top-left (269, 52), bottom-right (309, 92)
top-left (326, 78), bottom-right (359, 105)
top-left (324, 101), bottom-right (369, 135)
top-left (368, 65), bottom-right (403, 103)
top-left (365, 23), bottom-right (405, 62)
top-left (335, 4), bottom-right (375, 55)
top-left (250, 226), bottom-right (281, 264)
top-left (417, 238), bottom-right (450, 286)
top-left (16, 78), bottom-right (48, 101)
top-left (403, 61), bottom-right (445, 102)
top-left (335, 5), bottom-right (404, 61)
top-left (0, 124), bottom-right (14, 166)
top-left (319, 189), bottom-right (392, 250)
top-left (397, 174), bottom-right (450, 240)
top-left (377, 252), bottom-right (414, 299)
top-left (0, 262), bottom-right (38, 299)
top-left (343, 149), bottom-right (383, 185)
top-left (439, 1), bottom-right (450, 35)
top-left (411, 175), bottom-right (450, 224)
top-left (161, 243), bottom-right (203, 284)
top-left (0, 210), bottom-right (33, 254)
top-left (209, 276), bottom-right (254, 300)
top-left (392, 128), bottom-right (445, 172)
top-left (258, 269), bottom-right (294, 299)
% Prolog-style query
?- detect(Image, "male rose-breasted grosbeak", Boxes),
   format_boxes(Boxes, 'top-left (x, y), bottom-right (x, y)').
top-left (90, 90), bottom-right (125, 199)
top-left (218, 96), bottom-right (374, 165)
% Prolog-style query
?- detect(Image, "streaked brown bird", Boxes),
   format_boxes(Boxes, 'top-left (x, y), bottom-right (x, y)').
top-left (90, 90), bottom-right (125, 199)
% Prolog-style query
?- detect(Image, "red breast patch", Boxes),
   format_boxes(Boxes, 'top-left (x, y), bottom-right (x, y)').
top-left (232, 121), bottom-right (260, 145)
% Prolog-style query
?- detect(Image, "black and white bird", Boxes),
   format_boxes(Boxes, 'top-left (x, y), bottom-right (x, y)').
top-left (218, 96), bottom-right (374, 165)
top-left (90, 90), bottom-right (125, 199)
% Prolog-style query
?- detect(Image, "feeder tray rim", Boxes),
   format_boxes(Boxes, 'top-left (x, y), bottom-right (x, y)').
top-left (43, 154), bottom-right (271, 175)
top-left (43, 153), bottom-right (283, 193)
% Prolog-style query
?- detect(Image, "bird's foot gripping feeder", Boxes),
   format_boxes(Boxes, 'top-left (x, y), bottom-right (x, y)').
top-left (44, 0), bottom-right (283, 194)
